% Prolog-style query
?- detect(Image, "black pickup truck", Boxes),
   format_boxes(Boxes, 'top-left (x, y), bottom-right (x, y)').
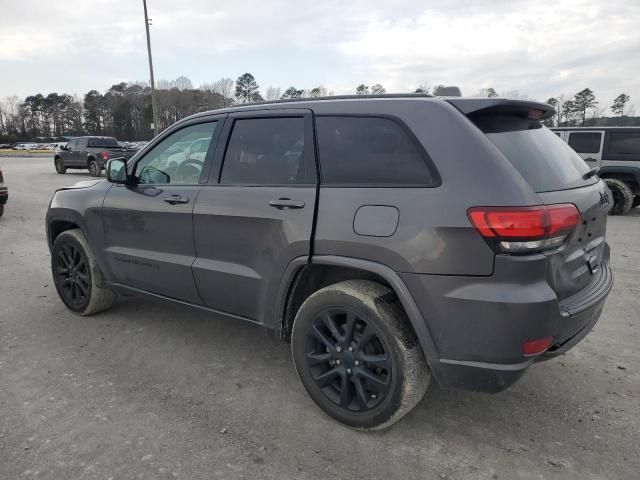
top-left (54, 136), bottom-right (137, 177)
top-left (0, 166), bottom-right (7, 217)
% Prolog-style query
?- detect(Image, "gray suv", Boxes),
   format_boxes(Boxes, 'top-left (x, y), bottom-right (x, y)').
top-left (46, 95), bottom-right (613, 429)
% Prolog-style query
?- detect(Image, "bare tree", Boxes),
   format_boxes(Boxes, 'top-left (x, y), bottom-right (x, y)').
top-left (211, 78), bottom-right (235, 107)
top-left (370, 84), bottom-right (386, 94)
top-left (265, 86), bottom-right (281, 101)
top-left (308, 85), bottom-right (327, 97)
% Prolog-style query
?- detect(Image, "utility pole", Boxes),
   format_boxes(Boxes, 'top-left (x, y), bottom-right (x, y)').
top-left (143, 0), bottom-right (159, 137)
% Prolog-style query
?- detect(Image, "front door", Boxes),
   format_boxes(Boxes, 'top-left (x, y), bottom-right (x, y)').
top-left (192, 110), bottom-right (317, 322)
top-left (568, 130), bottom-right (605, 169)
top-left (101, 118), bottom-right (223, 303)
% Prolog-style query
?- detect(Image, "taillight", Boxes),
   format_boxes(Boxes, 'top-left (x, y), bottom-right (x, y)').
top-left (467, 204), bottom-right (580, 254)
top-left (100, 151), bottom-right (109, 161)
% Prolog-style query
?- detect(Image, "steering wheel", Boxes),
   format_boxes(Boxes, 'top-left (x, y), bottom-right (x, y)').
top-left (176, 159), bottom-right (204, 183)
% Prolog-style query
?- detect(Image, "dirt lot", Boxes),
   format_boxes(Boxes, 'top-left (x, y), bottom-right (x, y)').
top-left (1, 156), bottom-right (639, 480)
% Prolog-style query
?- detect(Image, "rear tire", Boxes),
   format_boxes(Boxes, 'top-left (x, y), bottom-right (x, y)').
top-left (51, 229), bottom-right (116, 315)
top-left (0, 204), bottom-right (4, 217)
top-left (605, 178), bottom-right (634, 215)
top-left (54, 158), bottom-right (66, 174)
top-left (291, 280), bottom-right (430, 430)
top-left (88, 160), bottom-right (101, 177)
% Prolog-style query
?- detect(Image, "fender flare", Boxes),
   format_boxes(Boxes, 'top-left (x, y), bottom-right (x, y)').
top-left (273, 254), bottom-right (441, 367)
top-left (598, 166), bottom-right (640, 185)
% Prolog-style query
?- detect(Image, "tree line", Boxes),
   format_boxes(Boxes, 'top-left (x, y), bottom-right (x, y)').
top-left (0, 73), bottom-right (636, 142)
top-left (543, 89), bottom-right (636, 127)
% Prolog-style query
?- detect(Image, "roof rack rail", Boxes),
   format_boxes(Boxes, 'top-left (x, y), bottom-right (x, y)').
top-left (233, 92), bottom-right (433, 108)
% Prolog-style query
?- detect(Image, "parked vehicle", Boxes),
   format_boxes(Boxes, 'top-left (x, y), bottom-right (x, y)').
top-left (46, 95), bottom-right (613, 429)
top-left (0, 167), bottom-right (8, 217)
top-left (54, 136), bottom-right (137, 176)
top-left (552, 127), bottom-right (640, 214)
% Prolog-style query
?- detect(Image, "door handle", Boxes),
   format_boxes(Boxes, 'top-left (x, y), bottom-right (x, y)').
top-left (163, 194), bottom-right (190, 205)
top-left (585, 157), bottom-right (597, 162)
top-left (269, 198), bottom-right (305, 210)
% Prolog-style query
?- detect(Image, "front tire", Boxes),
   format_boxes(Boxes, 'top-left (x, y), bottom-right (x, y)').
top-left (51, 229), bottom-right (116, 315)
top-left (605, 178), bottom-right (634, 214)
top-left (54, 158), bottom-right (66, 174)
top-left (291, 280), bottom-right (430, 430)
top-left (88, 160), bottom-right (101, 177)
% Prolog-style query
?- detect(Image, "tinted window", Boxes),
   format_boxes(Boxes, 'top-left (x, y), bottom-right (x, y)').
top-left (475, 115), bottom-right (595, 192)
top-left (135, 121), bottom-right (218, 184)
top-left (88, 137), bottom-right (119, 148)
top-left (609, 132), bottom-right (640, 155)
top-left (316, 116), bottom-right (434, 185)
top-left (568, 132), bottom-right (601, 154)
top-left (221, 117), bottom-right (306, 185)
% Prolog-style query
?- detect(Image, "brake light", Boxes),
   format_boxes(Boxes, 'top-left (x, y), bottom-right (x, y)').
top-left (100, 151), bottom-right (109, 161)
top-left (467, 204), bottom-right (580, 254)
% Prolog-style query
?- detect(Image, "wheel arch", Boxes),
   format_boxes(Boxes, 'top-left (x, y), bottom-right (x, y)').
top-left (598, 166), bottom-right (640, 193)
top-left (47, 209), bottom-right (87, 251)
top-left (274, 255), bottom-right (440, 367)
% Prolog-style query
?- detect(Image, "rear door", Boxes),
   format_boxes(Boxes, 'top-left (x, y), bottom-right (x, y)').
top-left (568, 130), bottom-right (605, 169)
top-left (192, 109), bottom-right (317, 322)
top-left (101, 117), bottom-right (224, 303)
top-left (473, 115), bottom-right (609, 300)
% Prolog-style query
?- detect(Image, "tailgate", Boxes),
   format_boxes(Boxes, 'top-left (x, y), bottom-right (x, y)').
top-left (537, 181), bottom-right (610, 299)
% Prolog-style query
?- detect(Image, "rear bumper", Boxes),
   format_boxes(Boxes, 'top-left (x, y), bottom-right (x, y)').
top-left (401, 245), bottom-right (613, 393)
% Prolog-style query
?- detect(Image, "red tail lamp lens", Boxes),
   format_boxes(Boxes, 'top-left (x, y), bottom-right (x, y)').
top-left (100, 151), bottom-right (109, 160)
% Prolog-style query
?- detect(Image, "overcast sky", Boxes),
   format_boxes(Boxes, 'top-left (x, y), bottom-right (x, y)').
top-left (1, 0), bottom-right (639, 111)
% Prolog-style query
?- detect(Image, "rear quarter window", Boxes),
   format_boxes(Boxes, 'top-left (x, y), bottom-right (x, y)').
top-left (472, 115), bottom-right (595, 193)
top-left (315, 116), bottom-right (438, 186)
top-left (607, 132), bottom-right (640, 158)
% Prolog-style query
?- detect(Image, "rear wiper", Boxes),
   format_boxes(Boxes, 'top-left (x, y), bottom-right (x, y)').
top-left (583, 168), bottom-right (599, 179)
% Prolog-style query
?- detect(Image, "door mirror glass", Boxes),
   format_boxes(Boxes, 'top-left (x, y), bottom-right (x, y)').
top-left (106, 158), bottom-right (128, 183)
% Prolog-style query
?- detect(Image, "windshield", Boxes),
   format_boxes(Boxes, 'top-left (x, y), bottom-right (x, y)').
top-left (473, 114), bottom-right (596, 193)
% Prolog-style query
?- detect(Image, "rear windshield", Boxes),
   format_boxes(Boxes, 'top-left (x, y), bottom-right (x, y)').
top-left (88, 137), bottom-right (119, 148)
top-left (471, 115), bottom-right (596, 193)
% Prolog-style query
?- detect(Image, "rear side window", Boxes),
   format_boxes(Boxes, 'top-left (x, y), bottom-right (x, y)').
top-left (88, 137), bottom-right (119, 148)
top-left (315, 116), bottom-right (436, 185)
top-left (568, 132), bottom-right (601, 154)
top-left (221, 117), bottom-right (307, 185)
top-left (472, 115), bottom-right (595, 193)
top-left (608, 132), bottom-right (640, 155)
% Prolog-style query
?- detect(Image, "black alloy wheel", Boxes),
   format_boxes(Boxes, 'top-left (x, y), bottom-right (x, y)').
top-left (305, 307), bottom-right (392, 412)
top-left (54, 242), bottom-right (91, 308)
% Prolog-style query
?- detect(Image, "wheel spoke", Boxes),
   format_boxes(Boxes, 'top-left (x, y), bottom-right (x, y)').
top-left (314, 367), bottom-right (341, 387)
top-left (353, 376), bottom-right (369, 410)
top-left (359, 353), bottom-right (390, 369)
top-left (321, 312), bottom-right (342, 342)
top-left (76, 279), bottom-right (89, 297)
top-left (358, 324), bottom-right (376, 350)
top-left (310, 324), bottom-right (334, 350)
top-left (344, 312), bottom-right (356, 343)
top-left (339, 373), bottom-right (351, 408)
top-left (306, 352), bottom-right (331, 366)
top-left (58, 250), bottom-right (71, 268)
top-left (358, 368), bottom-right (389, 393)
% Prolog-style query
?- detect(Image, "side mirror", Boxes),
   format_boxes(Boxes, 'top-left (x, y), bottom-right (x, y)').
top-left (106, 158), bottom-right (128, 184)
top-left (60, 145), bottom-right (68, 151)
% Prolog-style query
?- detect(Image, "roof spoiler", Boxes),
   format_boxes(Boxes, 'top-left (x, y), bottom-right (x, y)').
top-left (446, 98), bottom-right (555, 120)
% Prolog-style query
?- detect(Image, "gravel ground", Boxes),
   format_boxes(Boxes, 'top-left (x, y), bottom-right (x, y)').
top-left (1, 156), bottom-right (639, 480)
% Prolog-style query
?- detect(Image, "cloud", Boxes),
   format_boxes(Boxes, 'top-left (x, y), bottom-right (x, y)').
top-left (0, 0), bottom-right (638, 109)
